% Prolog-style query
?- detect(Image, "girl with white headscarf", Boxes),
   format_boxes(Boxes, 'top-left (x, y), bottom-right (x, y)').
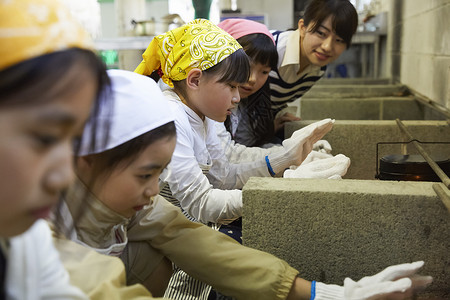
top-left (62, 69), bottom-right (300, 298)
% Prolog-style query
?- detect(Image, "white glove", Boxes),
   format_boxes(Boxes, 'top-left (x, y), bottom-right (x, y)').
top-left (313, 140), bottom-right (332, 154)
top-left (314, 261), bottom-right (433, 299)
top-left (297, 150), bottom-right (333, 166)
top-left (267, 119), bottom-right (334, 174)
top-left (283, 154), bottom-right (350, 179)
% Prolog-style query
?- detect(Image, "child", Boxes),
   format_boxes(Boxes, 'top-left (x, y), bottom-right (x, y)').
top-left (217, 18), bottom-right (279, 147)
top-left (270, 0), bottom-right (358, 138)
top-left (135, 18), bottom-right (333, 229)
top-left (134, 18), bottom-right (333, 299)
top-left (0, 0), bottom-right (110, 298)
top-left (64, 68), bottom-right (431, 300)
top-left (215, 19), bottom-right (349, 182)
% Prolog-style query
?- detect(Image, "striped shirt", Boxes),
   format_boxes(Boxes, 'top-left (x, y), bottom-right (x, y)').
top-left (269, 29), bottom-right (326, 116)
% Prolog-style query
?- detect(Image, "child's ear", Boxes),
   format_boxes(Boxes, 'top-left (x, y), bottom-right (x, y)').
top-left (186, 68), bottom-right (202, 89)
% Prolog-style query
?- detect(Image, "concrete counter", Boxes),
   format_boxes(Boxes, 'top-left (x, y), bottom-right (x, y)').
top-left (242, 178), bottom-right (450, 299)
top-left (285, 120), bottom-right (450, 180)
top-left (299, 96), bottom-right (446, 120)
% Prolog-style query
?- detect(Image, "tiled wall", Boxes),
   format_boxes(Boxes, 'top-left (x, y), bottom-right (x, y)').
top-left (382, 0), bottom-right (450, 109)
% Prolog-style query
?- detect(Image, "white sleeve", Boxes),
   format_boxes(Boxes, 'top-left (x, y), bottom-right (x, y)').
top-left (206, 119), bottom-right (273, 190)
top-left (214, 121), bottom-right (282, 163)
top-left (7, 220), bottom-right (88, 300)
top-left (160, 114), bottom-right (243, 225)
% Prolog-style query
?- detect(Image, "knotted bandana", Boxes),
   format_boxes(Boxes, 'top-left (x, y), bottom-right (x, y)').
top-left (134, 19), bottom-right (242, 87)
top-left (0, 0), bottom-right (92, 72)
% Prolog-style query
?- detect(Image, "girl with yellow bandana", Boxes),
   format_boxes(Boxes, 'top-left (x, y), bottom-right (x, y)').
top-left (135, 18), bottom-right (251, 299)
top-left (134, 18), bottom-right (334, 232)
top-left (134, 19), bottom-right (333, 299)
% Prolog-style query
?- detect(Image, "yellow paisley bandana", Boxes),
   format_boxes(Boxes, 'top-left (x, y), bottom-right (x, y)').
top-left (0, 0), bottom-right (93, 72)
top-left (134, 18), bottom-right (242, 87)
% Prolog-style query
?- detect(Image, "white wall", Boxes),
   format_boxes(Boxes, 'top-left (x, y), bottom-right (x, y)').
top-left (100, 0), bottom-right (169, 38)
top-left (99, 2), bottom-right (116, 38)
top-left (168, 0), bottom-right (294, 29)
top-left (238, 0), bottom-right (293, 30)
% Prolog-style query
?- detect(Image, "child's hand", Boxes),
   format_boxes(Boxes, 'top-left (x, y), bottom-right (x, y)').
top-left (267, 119), bottom-right (334, 174)
top-left (314, 261), bottom-right (433, 300)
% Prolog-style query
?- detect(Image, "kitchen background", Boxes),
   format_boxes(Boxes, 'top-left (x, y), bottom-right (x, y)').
top-left (96, 0), bottom-right (449, 111)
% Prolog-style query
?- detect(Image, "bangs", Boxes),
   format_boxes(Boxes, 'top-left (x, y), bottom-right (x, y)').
top-left (238, 33), bottom-right (278, 70)
top-left (203, 48), bottom-right (250, 84)
top-left (332, 2), bottom-right (358, 47)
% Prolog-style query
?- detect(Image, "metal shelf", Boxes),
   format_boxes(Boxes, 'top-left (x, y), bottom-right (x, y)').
top-left (351, 31), bottom-right (387, 78)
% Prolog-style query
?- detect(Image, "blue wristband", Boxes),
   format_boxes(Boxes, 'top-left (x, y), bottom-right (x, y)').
top-left (265, 155), bottom-right (275, 177)
top-left (310, 281), bottom-right (316, 300)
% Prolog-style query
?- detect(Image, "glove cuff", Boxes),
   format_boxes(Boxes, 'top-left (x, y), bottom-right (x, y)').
top-left (314, 282), bottom-right (345, 300)
top-left (267, 150), bottom-right (292, 174)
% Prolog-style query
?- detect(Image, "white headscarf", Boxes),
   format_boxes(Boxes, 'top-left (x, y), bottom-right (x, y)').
top-left (78, 69), bottom-right (175, 155)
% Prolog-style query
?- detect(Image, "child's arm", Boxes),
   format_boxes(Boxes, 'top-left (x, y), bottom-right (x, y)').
top-left (214, 121), bottom-right (282, 163)
top-left (128, 195), bottom-right (299, 300)
top-left (128, 196), bottom-right (432, 300)
top-left (159, 100), bottom-right (242, 224)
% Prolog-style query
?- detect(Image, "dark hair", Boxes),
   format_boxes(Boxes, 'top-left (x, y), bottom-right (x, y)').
top-left (237, 33), bottom-right (278, 70)
top-left (303, 0), bottom-right (358, 48)
top-left (172, 48), bottom-right (250, 96)
top-left (87, 121), bottom-right (176, 179)
top-left (0, 48), bottom-right (109, 107)
top-left (203, 48), bottom-right (250, 83)
top-left (0, 48), bottom-right (111, 154)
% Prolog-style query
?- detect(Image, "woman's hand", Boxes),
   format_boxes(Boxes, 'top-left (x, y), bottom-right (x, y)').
top-left (274, 112), bottom-right (301, 133)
